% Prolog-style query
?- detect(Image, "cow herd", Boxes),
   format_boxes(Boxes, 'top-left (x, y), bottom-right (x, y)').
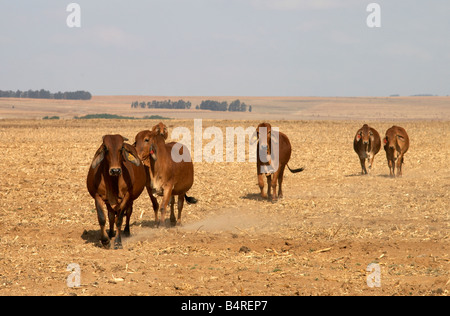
top-left (353, 124), bottom-right (410, 177)
top-left (86, 122), bottom-right (410, 249)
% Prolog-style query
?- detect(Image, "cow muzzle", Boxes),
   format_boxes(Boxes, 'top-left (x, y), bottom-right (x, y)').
top-left (109, 168), bottom-right (122, 176)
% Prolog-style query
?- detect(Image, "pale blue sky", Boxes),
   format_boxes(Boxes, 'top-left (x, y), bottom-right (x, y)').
top-left (0, 0), bottom-right (449, 96)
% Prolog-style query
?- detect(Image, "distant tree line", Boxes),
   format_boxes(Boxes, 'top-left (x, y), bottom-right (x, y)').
top-left (131, 99), bottom-right (253, 112)
top-left (198, 99), bottom-right (252, 112)
top-left (131, 99), bottom-right (192, 109)
top-left (0, 89), bottom-right (92, 100)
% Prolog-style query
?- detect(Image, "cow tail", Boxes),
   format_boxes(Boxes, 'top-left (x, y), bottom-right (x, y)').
top-left (185, 194), bottom-right (198, 205)
top-left (287, 164), bottom-right (305, 174)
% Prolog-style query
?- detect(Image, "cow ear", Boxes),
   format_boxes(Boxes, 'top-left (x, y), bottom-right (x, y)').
top-left (356, 134), bottom-right (361, 141)
top-left (91, 145), bottom-right (105, 169)
top-left (122, 147), bottom-right (140, 167)
top-left (383, 137), bottom-right (388, 145)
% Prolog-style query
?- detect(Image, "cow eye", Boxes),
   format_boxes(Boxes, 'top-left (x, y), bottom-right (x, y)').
top-left (144, 138), bottom-right (149, 143)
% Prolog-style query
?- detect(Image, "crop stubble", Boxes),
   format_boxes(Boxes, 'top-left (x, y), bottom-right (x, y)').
top-left (0, 119), bottom-right (448, 296)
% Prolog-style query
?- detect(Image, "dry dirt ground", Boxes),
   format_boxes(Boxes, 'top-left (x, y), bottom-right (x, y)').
top-left (0, 117), bottom-right (448, 296)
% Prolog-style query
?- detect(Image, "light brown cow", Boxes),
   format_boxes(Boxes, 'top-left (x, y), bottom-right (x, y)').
top-left (87, 135), bottom-right (146, 249)
top-left (250, 122), bottom-right (304, 201)
top-left (135, 126), bottom-right (196, 227)
top-left (383, 126), bottom-right (410, 177)
top-left (353, 124), bottom-right (381, 174)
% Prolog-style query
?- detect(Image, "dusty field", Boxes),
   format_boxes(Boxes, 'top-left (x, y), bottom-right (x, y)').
top-left (0, 117), bottom-right (448, 296)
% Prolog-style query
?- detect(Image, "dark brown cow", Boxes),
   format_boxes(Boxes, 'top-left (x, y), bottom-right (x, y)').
top-left (353, 124), bottom-right (381, 174)
top-left (383, 126), bottom-right (410, 177)
top-left (135, 126), bottom-right (195, 227)
top-left (87, 135), bottom-right (146, 249)
top-left (250, 122), bottom-right (304, 201)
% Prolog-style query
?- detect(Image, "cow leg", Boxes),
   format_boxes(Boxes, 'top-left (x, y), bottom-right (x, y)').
top-left (106, 204), bottom-right (116, 239)
top-left (360, 157), bottom-right (368, 175)
top-left (396, 154), bottom-right (404, 177)
top-left (123, 204), bottom-right (133, 237)
top-left (95, 196), bottom-right (110, 248)
top-left (368, 154), bottom-right (375, 172)
top-left (146, 183), bottom-right (159, 222)
top-left (158, 187), bottom-right (172, 228)
top-left (169, 196), bottom-right (176, 226)
top-left (266, 174), bottom-right (272, 201)
top-left (114, 210), bottom-right (125, 249)
top-left (278, 165), bottom-right (286, 199)
top-left (176, 194), bottom-right (185, 226)
top-left (271, 172), bottom-right (280, 202)
top-left (388, 159), bottom-right (395, 177)
top-left (258, 173), bottom-right (267, 199)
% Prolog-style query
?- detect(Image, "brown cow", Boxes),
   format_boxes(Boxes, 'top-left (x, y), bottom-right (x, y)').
top-left (383, 126), bottom-right (410, 177)
top-left (353, 124), bottom-right (381, 174)
top-left (135, 126), bottom-right (195, 227)
top-left (250, 122), bottom-right (304, 201)
top-left (128, 123), bottom-right (170, 219)
top-left (87, 135), bottom-right (146, 249)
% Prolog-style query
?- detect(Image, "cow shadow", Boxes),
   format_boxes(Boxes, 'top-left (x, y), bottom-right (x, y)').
top-left (241, 193), bottom-right (266, 201)
top-left (81, 229), bottom-right (103, 247)
top-left (377, 174), bottom-right (394, 178)
top-left (136, 219), bottom-right (158, 229)
top-left (345, 173), bottom-right (393, 178)
top-left (344, 173), bottom-right (364, 177)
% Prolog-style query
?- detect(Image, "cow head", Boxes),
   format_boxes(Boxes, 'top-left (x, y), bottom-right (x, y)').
top-left (356, 124), bottom-right (372, 144)
top-left (152, 122), bottom-right (168, 140)
top-left (134, 130), bottom-right (159, 166)
top-left (383, 128), bottom-right (405, 152)
top-left (250, 122), bottom-right (275, 150)
top-left (91, 135), bottom-right (140, 176)
top-left (356, 124), bottom-right (375, 152)
top-left (250, 123), bottom-right (280, 172)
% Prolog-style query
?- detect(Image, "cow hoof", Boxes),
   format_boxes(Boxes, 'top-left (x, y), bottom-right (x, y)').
top-left (114, 242), bottom-right (123, 250)
top-left (101, 239), bottom-right (111, 249)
